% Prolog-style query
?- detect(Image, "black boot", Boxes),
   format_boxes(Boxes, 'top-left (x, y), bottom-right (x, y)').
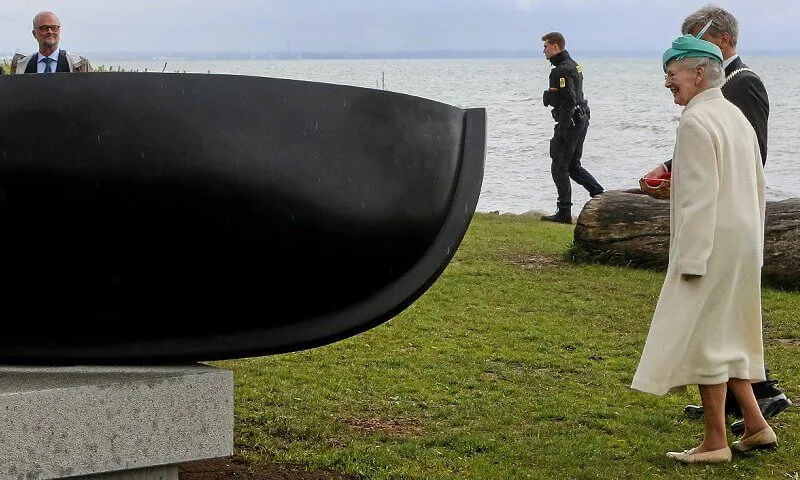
top-left (541, 208), bottom-right (572, 224)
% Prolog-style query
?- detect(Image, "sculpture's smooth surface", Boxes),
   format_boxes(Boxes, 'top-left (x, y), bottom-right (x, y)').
top-left (0, 72), bottom-right (485, 364)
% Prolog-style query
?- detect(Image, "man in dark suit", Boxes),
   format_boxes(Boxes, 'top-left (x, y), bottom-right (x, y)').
top-left (644, 5), bottom-right (790, 436)
top-left (11, 11), bottom-right (91, 74)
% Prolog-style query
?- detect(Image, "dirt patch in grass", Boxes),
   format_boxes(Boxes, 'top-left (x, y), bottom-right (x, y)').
top-left (507, 253), bottom-right (567, 270)
top-left (179, 416), bottom-right (423, 479)
top-left (777, 338), bottom-right (800, 348)
top-left (179, 455), bottom-right (358, 480)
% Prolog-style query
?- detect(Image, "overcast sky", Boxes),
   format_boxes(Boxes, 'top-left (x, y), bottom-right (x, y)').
top-left (1, 1), bottom-right (798, 55)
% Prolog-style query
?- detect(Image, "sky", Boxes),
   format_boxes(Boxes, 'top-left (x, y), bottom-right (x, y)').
top-left (1, 1), bottom-right (798, 56)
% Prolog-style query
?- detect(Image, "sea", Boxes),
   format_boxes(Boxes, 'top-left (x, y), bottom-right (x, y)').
top-left (105, 56), bottom-right (800, 215)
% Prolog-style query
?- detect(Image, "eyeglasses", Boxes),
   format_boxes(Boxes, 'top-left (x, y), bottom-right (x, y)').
top-left (665, 69), bottom-right (702, 82)
top-left (36, 25), bottom-right (60, 32)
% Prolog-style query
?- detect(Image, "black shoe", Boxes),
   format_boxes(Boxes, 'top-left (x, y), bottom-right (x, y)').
top-left (684, 404), bottom-right (704, 418)
top-left (541, 209), bottom-right (572, 224)
top-left (760, 393), bottom-right (793, 418)
top-left (729, 420), bottom-right (745, 437)
top-left (589, 190), bottom-right (604, 198)
top-left (729, 394), bottom-right (793, 436)
top-left (684, 403), bottom-right (743, 418)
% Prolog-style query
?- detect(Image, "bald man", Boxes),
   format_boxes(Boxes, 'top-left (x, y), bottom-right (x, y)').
top-left (12, 11), bottom-right (92, 74)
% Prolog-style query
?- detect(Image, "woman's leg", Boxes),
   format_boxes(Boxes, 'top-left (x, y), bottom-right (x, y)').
top-left (698, 383), bottom-right (728, 451)
top-left (667, 384), bottom-right (732, 462)
top-left (727, 378), bottom-right (769, 438)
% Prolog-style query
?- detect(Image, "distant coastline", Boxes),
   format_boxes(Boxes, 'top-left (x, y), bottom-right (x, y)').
top-left (4, 49), bottom-right (798, 62)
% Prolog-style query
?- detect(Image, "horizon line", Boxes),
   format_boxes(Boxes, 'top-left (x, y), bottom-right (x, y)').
top-left (5, 48), bottom-right (799, 60)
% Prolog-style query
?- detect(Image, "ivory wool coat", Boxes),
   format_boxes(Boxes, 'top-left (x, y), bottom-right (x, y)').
top-left (632, 87), bottom-right (766, 396)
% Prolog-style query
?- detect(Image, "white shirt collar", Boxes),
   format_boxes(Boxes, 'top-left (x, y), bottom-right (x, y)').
top-left (39, 49), bottom-right (61, 62)
top-left (723, 54), bottom-right (739, 70)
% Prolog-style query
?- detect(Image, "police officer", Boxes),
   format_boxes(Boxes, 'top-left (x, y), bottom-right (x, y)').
top-left (540, 32), bottom-right (603, 224)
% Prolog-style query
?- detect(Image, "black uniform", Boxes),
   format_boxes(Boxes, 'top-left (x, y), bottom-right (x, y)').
top-left (543, 50), bottom-right (603, 211)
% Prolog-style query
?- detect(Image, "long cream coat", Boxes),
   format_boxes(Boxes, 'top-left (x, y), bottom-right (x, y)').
top-left (631, 88), bottom-right (766, 395)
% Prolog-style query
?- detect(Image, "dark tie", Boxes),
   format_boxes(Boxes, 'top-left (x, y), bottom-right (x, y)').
top-left (43, 57), bottom-right (54, 73)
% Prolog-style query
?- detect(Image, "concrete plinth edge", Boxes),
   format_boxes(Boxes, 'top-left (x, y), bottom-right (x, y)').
top-left (0, 363), bottom-right (233, 480)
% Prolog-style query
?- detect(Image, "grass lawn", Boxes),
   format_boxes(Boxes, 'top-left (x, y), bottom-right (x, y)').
top-left (211, 212), bottom-right (799, 479)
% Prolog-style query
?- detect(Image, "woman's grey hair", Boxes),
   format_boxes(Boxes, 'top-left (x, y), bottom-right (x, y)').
top-left (681, 4), bottom-right (739, 47)
top-left (681, 57), bottom-right (725, 88)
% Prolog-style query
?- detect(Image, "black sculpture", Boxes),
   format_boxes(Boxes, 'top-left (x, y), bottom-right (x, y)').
top-left (0, 72), bottom-right (485, 364)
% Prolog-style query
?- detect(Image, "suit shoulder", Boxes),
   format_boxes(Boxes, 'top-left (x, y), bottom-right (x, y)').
top-left (68, 53), bottom-right (93, 72)
top-left (10, 53), bottom-right (29, 73)
top-left (727, 68), bottom-right (765, 88)
top-left (736, 69), bottom-right (764, 84)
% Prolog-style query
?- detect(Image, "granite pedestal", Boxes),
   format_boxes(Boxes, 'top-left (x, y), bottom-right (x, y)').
top-left (0, 364), bottom-right (233, 479)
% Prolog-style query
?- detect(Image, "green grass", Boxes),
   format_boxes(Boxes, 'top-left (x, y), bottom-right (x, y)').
top-left (212, 212), bottom-right (800, 479)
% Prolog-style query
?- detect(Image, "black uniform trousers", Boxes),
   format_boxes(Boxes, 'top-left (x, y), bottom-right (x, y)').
top-left (549, 115), bottom-right (603, 209)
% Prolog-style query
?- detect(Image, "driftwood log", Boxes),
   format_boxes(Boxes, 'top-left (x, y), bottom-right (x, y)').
top-left (574, 190), bottom-right (800, 289)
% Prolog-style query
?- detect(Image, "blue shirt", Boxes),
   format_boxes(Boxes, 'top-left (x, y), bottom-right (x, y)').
top-left (37, 50), bottom-right (61, 73)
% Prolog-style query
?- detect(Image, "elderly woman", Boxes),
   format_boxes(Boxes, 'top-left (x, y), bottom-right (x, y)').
top-left (631, 34), bottom-right (777, 464)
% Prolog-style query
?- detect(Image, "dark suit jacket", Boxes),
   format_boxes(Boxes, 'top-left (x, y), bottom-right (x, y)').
top-left (722, 56), bottom-right (769, 165)
top-left (23, 50), bottom-right (71, 73)
top-left (666, 56), bottom-right (769, 170)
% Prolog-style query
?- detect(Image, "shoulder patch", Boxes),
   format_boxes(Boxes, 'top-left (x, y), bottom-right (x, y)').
top-left (576, 65), bottom-right (583, 73)
top-left (559, 77), bottom-right (566, 88)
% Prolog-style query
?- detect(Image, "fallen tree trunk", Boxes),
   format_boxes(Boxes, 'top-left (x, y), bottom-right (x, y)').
top-left (574, 190), bottom-right (800, 289)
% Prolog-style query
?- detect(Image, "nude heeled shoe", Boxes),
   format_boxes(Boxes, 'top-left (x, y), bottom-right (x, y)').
top-left (732, 426), bottom-right (778, 453)
top-left (666, 447), bottom-right (732, 464)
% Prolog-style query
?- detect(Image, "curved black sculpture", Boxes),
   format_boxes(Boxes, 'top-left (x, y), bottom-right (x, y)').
top-left (0, 72), bottom-right (485, 364)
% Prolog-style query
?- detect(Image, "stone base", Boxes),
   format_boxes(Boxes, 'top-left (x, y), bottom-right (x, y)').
top-left (74, 465), bottom-right (177, 480)
top-left (0, 364), bottom-right (233, 480)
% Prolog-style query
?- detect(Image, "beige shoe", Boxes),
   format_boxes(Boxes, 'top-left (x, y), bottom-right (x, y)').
top-left (732, 426), bottom-right (778, 453)
top-left (666, 447), bottom-right (732, 464)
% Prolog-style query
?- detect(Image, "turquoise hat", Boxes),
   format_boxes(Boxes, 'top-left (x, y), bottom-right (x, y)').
top-left (662, 34), bottom-right (723, 72)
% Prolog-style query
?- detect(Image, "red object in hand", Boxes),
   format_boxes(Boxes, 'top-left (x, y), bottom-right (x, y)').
top-left (645, 178), bottom-right (664, 187)
top-left (644, 171), bottom-right (671, 187)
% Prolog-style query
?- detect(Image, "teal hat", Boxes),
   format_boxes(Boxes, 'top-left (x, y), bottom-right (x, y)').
top-left (662, 34), bottom-right (723, 72)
